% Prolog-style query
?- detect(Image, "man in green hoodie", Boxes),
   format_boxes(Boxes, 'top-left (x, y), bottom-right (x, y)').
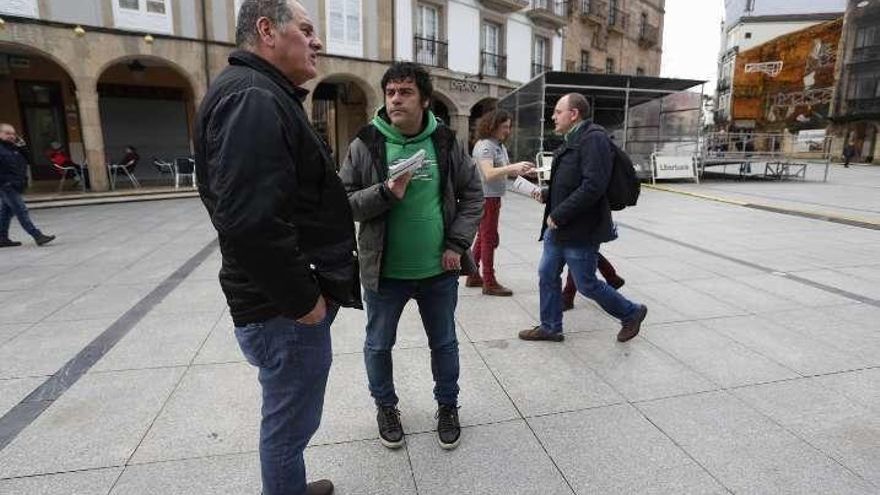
top-left (339, 62), bottom-right (483, 451)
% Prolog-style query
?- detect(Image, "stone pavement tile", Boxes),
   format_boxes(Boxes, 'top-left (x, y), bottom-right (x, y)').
top-left (839, 266), bottom-right (880, 284)
top-left (631, 281), bottom-right (747, 321)
top-left (478, 262), bottom-right (542, 295)
top-left (0, 368), bottom-right (184, 478)
top-left (0, 264), bottom-right (67, 291)
top-left (0, 467), bottom-right (121, 495)
top-left (330, 304), bottom-right (466, 355)
top-left (641, 322), bottom-right (799, 388)
top-left (186, 254), bottom-right (223, 282)
top-left (46, 284), bottom-right (155, 322)
top-left (814, 368), bottom-right (880, 413)
top-left (0, 287), bottom-right (86, 324)
top-left (148, 280), bottom-right (228, 316)
top-left (530, 404), bottom-right (727, 494)
top-left (637, 390), bottom-right (876, 495)
top-left (610, 285), bottom-right (691, 325)
top-left (130, 362), bottom-right (259, 464)
top-left (599, 257), bottom-right (672, 285)
top-left (92, 312), bottom-right (221, 372)
top-left (683, 277), bottom-right (803, 314)
top-left (0, 323), bottom-right (28, 346)
top-left (703, 315), bottom-right (870, 375)
top-left (475, 338), bottom-right (623, 417)
top-left (762, 307), bottom-right (880, 366)
top-left (455, 295), bottom-right (539, 342)
top-left (111, 453), bottom-right (260, 495)
top-left (313, 344), bottom-right (518, 445)
top-left (306, 440), bottom-right (418, 495)
top-left (0, 376), bottom-right (44, 417)
top-left (0, 318), bottom-right (115, 379)
top-left (567, 332), bottom-right (717, 402)
top-left (43, 260), bottom-right (133, 289)
top-left (193, 312), bottom-right (243, 365)
top-left (407, 420), bottom-right (572, 495)
top-left (734, 379), bottom-right (880, 486)
top-left (734, 273), bottom-right (858, 307)
top-left (792, 269), bottom-right (880, 300)
top-left (821, 303), bottom-right (880, 329)
top-left (631, 256), bottom-right (719, 282)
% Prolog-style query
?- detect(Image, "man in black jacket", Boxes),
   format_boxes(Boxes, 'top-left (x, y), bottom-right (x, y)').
top-left (519, 93), bottom-right (646, 343)
top-left (194, 2), bottom-right (359, 494)
top-left (0, 123), bottom-right (54, 248)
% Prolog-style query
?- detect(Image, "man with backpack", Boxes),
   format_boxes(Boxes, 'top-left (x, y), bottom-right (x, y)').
top-left (519, 93), bottom-right (647, 343)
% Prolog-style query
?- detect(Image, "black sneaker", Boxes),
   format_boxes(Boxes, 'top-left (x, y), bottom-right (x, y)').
top-left (0, 239), bottom-right (22, 248)
top-left (377, 405), bottom-right (404, 449)
top-left (35, 234), bottom-right (55, 246)
top-left (436, 404), bottom-right (461, 450)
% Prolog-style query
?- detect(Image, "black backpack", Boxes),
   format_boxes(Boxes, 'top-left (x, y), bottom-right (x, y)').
top-left (586, 125), bottom-right (640, 211)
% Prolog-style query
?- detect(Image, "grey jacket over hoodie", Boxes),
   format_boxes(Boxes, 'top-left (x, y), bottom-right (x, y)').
top-left (338, 115), bottom-right (484, 291)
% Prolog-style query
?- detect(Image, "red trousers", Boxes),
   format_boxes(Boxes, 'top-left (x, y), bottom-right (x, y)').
top-left (472, 197), bottom-right (501, 284)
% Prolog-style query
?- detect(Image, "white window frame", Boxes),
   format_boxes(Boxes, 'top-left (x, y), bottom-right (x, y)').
top-left (325, 0), bottom-right (363, 58)
top-left (112, 0), bottom-right (173, 34)
top-left (416, 3), bottom-right (440, 40)
top-left (0, 0), bottom-right (39, 18)
top-left (533, 36), bottom-right (547, 68)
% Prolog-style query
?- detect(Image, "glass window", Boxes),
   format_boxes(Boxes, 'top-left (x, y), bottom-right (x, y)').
top-left (146, 0), bottom-right (165, 14)
top-left (605, 57), bottom-right (615, 74)
top-left (533, 37), bottom-right (547, 67)
top-left (580, 50), bottom-right (590, 71)
top-left (326, 0), bottom-right (362, 56)
top-left (636, 67), bottom-right (645, 76)
top-left (483, 22), bottom-right (500, 54)
top-left (417, 3), bottom-right (439, 39)
top-left (119, 0), bottom-right (139, 10)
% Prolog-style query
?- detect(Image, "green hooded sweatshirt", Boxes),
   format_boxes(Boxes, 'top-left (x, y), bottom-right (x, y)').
top-left (372, 109), bottom-right (444, 280)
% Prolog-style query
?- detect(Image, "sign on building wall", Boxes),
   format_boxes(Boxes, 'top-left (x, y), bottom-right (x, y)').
top-left (732, 18), bottom-right (842, 132)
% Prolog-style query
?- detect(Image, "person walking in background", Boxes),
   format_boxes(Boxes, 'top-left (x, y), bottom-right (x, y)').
top-left (0, 123), bottom-right (55, 248)
top-left (466, 109), bottom-right (534, 296)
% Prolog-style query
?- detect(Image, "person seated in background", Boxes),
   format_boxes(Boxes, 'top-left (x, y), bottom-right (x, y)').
top-left (118, 146), bottom-right (139, 173)
top-left (47, 142), bottom-right (90, 190)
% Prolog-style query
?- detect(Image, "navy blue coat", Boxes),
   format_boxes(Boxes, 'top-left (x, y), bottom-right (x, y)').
top-left (0, 141), bottom-right (30, 193)
top-left (541, 122), bottom-right (615, 246)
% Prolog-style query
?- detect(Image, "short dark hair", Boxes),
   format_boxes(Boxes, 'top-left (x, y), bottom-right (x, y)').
top-left (564, 93), bottom-right (591, 121)
top-left (475, 109), bottom-right (511, 140)
top-left (235, 0), bottom-right (295, 48)
top-left (381, 62), bottom-right (433, 103)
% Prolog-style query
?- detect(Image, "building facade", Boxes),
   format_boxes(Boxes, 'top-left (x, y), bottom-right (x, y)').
top-left (561, 0), bottom-right (664, 77)
top-left (829, 0), bottom-right (880, 162)
top-left (0, 0), bottom-right (564, 192)
top-left (714, 0), bottom-right (845, 128)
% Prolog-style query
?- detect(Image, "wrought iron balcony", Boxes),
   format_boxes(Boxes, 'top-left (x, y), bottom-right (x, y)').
top-left (526, 0), bottom-right (569, 29)
top-left (413, 36), bottom-right (448, 69)
top-left (638, 23), bottom-right (659, 48)
top-left (579, 64), bottom-right (604, 73)
top-left (578, 0), bottom-right (607, 24)
top-left (480, 51), bottom-right (508, 79)
top-left (607, 7), bottom-right (628, 33)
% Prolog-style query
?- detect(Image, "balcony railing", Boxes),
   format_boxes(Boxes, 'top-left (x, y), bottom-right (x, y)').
top-left (413, 36), bottom-right (448, 69)
top-left (579, 0), bottom-right (607, 23)
top-left (607, 7), bottom-right (628, 33)
top-left (481, 51), bottom-right (507, 79)
top-left (638, 23), bottom-right (659, 47)
top-left (531, 62), bottom-right (553, 77)
top-left (530, 0), bottom-right (567, 15)
top-left (850, 45), bottom-right (880, 65)
top-left (478, 0), bottom-right (529, 14)
top-left (846, 97), bottom-right (880, 115)
top-left (527, 0), bottom-right (569, 29)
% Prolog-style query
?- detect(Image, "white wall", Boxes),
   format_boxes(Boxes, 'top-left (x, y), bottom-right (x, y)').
top-left (552, 34), bottom-right (562, 71)
top-left (729, 20), bottom-right (825, 51)
top-left (0, 0), bottom-right (38, 18)
top-left (447, 2), bottom-right (480, 74)
top-left (506, 15), bottom-right (532, 83)
top-left (395, 0), bottom-right (414, 61)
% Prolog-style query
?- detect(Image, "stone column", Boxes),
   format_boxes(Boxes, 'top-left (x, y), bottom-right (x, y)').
top-left (449, 113), bottom-right (471, 149)
top-left (76, 85), bottom-right (110, 192)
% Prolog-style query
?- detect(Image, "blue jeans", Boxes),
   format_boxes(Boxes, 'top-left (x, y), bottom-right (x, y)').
top-left (539, 230), bottom-right (638, 333)
top-left (364, 273), bottom-right (460, 407)
top-left (235, 306), bottom-right (338, 495)
top-left (0, 184), bottom-right (41, 239)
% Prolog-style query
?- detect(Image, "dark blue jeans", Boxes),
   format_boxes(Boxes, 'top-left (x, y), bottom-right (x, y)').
top-left (0, 184), bottom-right (41, 240)
top-left (364, 273), bottom-right (460, 407)
top-left (539, 230), bottom-right (638, 333)
top-left (235, 306), bottom-right (338, 495)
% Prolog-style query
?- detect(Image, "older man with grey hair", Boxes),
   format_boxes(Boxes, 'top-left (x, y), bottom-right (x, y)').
top-left (194, 1), bottom-right (360, 494)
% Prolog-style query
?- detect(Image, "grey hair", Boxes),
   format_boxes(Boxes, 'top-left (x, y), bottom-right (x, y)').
top-left (235, 0), bottom-right (296, 48)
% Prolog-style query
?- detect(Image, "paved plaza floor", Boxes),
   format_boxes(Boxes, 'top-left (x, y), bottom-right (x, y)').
top-left (1, 166), bottom-right (879, 494)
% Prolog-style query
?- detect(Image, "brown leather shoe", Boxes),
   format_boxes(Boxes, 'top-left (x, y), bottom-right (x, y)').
top-left (617, 305), bottom-right (647, 342)
top-left (518, 326), bottom-right (564, 342)
top-left (465, 274), bottom-right (483, 288)
top-left (482, 283), bottom-right (513, 296)
top-left (306, 479), bottom-right (334, 495)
